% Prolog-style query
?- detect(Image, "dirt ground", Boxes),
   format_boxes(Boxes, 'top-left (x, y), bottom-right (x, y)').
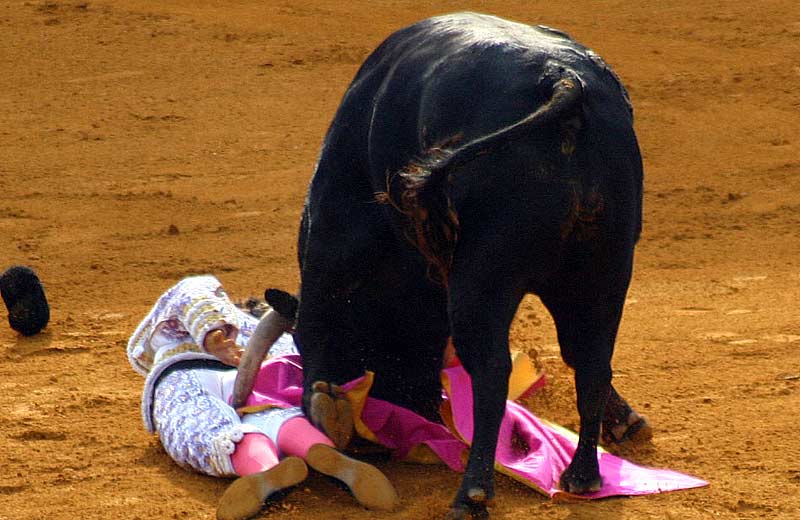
top-left (1, 0), bottom-right (799, 518)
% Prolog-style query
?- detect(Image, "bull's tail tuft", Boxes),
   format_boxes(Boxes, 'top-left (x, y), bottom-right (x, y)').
top-left (376, 147), bottom-right (460, 285)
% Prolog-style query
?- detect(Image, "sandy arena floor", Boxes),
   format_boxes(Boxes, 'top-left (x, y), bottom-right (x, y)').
top-left (1, 1), bottom-right (799, 518)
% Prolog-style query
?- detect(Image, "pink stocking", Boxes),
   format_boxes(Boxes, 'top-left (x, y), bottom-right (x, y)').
top-left (276, 417), bottom-right (334, 458)
top-left (231, 433), bottom-right (280, 476)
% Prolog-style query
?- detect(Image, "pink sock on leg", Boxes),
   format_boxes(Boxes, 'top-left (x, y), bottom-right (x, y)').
top-left (276, 417), bottom-right (334, 458)
top-left (231, 433), bottom-right (280, 476)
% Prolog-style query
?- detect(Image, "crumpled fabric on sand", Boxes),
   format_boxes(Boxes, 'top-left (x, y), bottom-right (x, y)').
top-left (243, 354), bottom-right (708, 498)
top-left (439, 365), bottom-right (708, 499)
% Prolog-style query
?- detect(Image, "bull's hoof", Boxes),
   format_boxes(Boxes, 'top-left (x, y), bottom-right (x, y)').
top-left (445, 503), bottom-right (489, 520)
top-left (602, 411), bottom-right (653, 445)
top-left (309, 381), bottom-right (354, 449)
top-left (445, 488), bottom-right (490, 520)
top-left (558, 467), bottom-right (602, 495)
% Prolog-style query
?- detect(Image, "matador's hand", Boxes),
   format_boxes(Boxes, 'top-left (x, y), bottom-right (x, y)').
top-left (204, 329), bottom-right (244, 367)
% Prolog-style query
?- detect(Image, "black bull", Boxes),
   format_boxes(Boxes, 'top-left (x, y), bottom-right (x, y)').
top-left (293, 12), bottom-right (644, 518)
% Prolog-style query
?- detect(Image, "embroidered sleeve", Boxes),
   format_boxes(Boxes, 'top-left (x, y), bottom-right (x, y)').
top-left (127, 275), bottom-right (241, 374)
top-left (175, 279), bottom-right (241, 351)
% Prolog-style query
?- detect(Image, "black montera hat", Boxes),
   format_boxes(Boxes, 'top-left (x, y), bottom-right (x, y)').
top-left (0, 265), bottom-right (50, 336)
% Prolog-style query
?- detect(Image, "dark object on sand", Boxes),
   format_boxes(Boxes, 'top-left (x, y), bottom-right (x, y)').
top-left (0, 265), bottom-right (50, 336)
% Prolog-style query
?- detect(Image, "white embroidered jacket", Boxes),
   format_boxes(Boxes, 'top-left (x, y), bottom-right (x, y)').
top-left (126, 275), bottom-right (297, 431)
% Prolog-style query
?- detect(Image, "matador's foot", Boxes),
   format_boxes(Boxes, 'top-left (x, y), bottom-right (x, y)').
top-left (305, 443), bottom-right (399, 510)
top-left (217, 456), bottom-right (307, 520)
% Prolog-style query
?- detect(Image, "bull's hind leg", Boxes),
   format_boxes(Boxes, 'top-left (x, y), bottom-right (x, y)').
top-left (540, 291), bottom-right (627, 494)
top-left (446, 258), bottom-right (526, 519)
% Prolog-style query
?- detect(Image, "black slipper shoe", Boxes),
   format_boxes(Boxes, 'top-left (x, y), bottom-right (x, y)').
top-left (0, 265), bottom-right (50, 336)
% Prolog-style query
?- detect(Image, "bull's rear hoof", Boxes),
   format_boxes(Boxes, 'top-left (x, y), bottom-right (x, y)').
top-left (445, 488), bottom-right (490, 520)
top-left (309, 382), bottom-right (354, 449)
top-left (445, 501), bottom-right (489, 520)
top-left (602, 411), bottom-right (653, 445)
top-left (558, 469), bottom-right (602, 495)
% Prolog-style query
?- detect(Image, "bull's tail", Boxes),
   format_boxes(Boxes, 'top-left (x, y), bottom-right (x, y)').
top-left (377, 76), bottom-right (584, 285)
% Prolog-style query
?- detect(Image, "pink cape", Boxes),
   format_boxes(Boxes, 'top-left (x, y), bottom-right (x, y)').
top-left (245, 354), bottom-right (708, 498)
